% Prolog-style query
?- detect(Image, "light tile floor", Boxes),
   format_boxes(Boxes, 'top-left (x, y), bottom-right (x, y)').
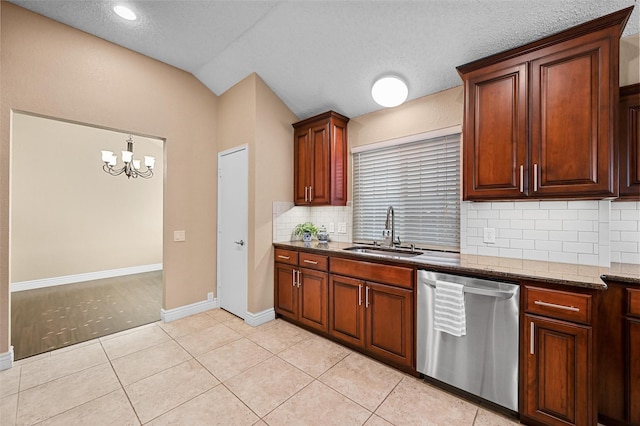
top-left (1, 308), bottom-right (521, 425)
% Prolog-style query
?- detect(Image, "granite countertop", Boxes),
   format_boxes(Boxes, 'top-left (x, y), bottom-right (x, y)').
top-left (274, 241), bottom-right (640, 290)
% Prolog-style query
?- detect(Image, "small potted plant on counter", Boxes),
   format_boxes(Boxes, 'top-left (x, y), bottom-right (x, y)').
top-left (294, 222), bottom-right (318, 242)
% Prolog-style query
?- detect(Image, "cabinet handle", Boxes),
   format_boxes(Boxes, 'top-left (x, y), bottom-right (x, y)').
top-left (303, 259), bottom-right (318, 265)
top-left (365, 286), bottom-right (370, 308)
top-left (292, 270), bottom-right (296, 287)
top-left (533, 163), bottom-right (538, 192)
top-left (278, 255), bottom-right (290, 260)
top-left (304, 186), bottom-right (308, 202)
top-left (519, 165), bottom-right (524, 193)
top-left (530, 322), bottom-right (535, 355)
top-left (297, 270), bottom-right (301, 287)
top-left (358, 284), bottom-right (362, 306)
top-left (534, 300), bottom-right (579, 312)
top-left (309, 186), bottom-right (313, 202)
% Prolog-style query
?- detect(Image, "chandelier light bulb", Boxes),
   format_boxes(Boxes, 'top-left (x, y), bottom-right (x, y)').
top-left (371, 76), bottom-right (409, 107)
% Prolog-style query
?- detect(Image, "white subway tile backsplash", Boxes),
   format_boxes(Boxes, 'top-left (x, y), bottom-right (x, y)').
top-left (563, 220), bottom-right (594, 232)
top-left (511, 239), bottom-right (535, 250)
top-left (549, 230), bottom-right (578, 242)
top-left (462, 199), bottom-right (638, 266)
top-left (621, 253), bottom-right (640, 264)
top-left (621, 209), bottom-right (640, 221)
top-left (535, 220), bottom-right (563, 231)
top-left (549, 209), bottom-right (578, 220)
top-left (522, 249), bottom-right (549, 261)
top-left (478, 210), bottom-right (500, 219)
top-left (578, 232), bottom-right (599, 243)
top-left (510, 219), bottom-right (535, 229)
top-left (523, 210), bottom-right (549, 220)
top-left (535, 240), bottom-right (563, 252)
top-left (499, 210), bottom-right (523, 220)
top-left (563, 242), bottom-right (593, 254)
top-left (550, 251), bottom-right (578, 264)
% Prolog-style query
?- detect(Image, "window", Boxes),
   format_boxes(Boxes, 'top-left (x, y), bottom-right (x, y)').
top-left (352, 129), bottom-right (461, 252)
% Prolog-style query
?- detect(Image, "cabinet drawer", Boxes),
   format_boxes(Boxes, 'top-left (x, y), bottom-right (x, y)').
top-left (330, 257), bottom-right (413, 289)
top-left (525, 286), bottom-right (592, 324)
top-left (628, 288), bottom-right (640, 317)
top-left (274, 248), bottom-right (298, 266)
top-left (299, 252), bottom-right (328, 271)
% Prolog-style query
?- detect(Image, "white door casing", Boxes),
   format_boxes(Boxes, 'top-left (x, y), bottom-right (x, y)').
top-left (217, 146), bottom-right (248, 319)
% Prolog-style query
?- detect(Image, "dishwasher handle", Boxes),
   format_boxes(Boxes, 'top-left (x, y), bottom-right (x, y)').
top-left (424, 281), bottom-right (517, 300)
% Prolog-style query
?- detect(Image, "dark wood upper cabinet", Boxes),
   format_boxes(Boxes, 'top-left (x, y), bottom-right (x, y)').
top-left (618, 83), bottom-right (640, 200)
top-left (458, 7), bottom-right (633, 201)
top-left (293, 111), bottom-right (349, 206)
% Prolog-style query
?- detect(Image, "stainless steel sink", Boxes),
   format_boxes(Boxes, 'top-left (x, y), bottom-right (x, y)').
top-left (343, 245), bottom-right (423, 258)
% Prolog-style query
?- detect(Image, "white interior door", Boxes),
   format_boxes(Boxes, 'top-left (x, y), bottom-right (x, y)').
top-left (217, 146), bottom-right (248, 319)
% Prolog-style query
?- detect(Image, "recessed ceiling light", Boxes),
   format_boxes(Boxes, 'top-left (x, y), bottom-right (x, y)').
top-left (371, 76), bottom-right (409, 108)
top-left (113, 5), bottom-right (137, 21)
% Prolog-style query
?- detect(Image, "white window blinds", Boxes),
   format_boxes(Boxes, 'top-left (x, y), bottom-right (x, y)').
top-left (352, 132), bottom-right (461, 251)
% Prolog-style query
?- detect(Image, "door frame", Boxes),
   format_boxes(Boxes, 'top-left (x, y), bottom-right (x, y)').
top-left (216, 144), bottom-right (249, 318)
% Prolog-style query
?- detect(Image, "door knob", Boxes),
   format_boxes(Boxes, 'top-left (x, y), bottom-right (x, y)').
top-left (234, 240), bottom-right (245, 246)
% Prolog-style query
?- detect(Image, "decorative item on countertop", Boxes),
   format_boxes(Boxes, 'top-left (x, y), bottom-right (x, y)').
top-left (317, 225), bottom-right (329, 242)
top-left (294, 222), bottom-right (318, 242)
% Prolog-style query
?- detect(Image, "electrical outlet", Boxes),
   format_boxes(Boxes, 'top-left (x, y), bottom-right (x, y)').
top-left (207, 292), bottom-right (213, 302)
top-left (483, 227), bottom-right (496, 244)
top-left (173, 230), bottom-right (186, 242)
top-left (337, 223), bottom-right (347, 234)
top-left (328, 223), bottom-right (335, 233)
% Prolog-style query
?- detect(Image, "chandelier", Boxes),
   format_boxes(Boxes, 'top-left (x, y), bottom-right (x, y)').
top-left (101, 135), bottom-right (155, 179)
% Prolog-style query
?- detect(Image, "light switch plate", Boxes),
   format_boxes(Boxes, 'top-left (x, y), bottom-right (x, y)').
top-left (337, 223), bottom-right (347, 234)
top-left (483, 227), bottom-right (496, 244)
top-left (174, 230), bottom-right (186, 242)
top-left (328, 223), bottom-right (335, 233)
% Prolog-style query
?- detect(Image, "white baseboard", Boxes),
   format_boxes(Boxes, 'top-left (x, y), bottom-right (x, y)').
top-left (0, 346), bottom-right (14, 371)
top-left (161, 298), bottom-right (219, 323)
top-left (245, 307), bottom-right (275, 327)
top-left (10, 264), bottom-right (163, 292)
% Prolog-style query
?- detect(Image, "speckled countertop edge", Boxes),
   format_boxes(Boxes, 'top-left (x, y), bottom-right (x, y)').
top-left (274, 241), bottom-right (640, 290)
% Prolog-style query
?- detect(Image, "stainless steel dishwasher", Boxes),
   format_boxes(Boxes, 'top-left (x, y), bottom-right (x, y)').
top-left (417, 270), bottom-right (520, 412)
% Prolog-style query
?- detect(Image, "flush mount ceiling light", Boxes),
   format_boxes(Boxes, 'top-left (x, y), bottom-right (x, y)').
top-left (101, 135), bottom-right (155, 179)
top-left (113, 5), bottom-right (137, 21)
top-left (371, 76), bottom-right (409, 108)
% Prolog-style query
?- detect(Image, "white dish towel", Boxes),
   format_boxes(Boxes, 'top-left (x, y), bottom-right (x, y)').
top-left (433, 280), bottom-right (466, 337)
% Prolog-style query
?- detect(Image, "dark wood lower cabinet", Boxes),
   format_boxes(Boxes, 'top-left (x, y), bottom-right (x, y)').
top-left (523, 314), bottom-right (593, 426)
top-left (365, 282), bottom-right (413, 367)
top-left (629, 319), bottom-right (640, 425)
top-left (274, 262), bottom-right (328, 333)
top-left (598, 282), bottom-right (640, 426)
top-left (329, 274), bottom-right (413, 369)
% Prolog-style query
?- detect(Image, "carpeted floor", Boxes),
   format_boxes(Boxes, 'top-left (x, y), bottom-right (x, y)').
top-left (11, 271), bottom-right (162, 360)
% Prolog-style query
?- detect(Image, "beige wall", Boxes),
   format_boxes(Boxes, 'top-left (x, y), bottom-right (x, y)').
top-left (10, 113), bottom-right (163, 283)
top-left (0, 3), bottom-right (219, 355)
top-left (217, 73), bottom-right (297, 313)
top-left (253, 76), bottom-right (297, 312)
top-left (621, 34), bottom-right (640, 86)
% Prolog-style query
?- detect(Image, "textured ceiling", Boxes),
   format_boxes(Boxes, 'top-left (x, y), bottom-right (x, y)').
top-left (8, 0), bottom-right (640, 120)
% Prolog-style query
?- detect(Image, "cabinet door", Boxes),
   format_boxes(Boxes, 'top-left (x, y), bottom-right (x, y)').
top-left (274, 263), bottom-right (298, 321)
top-left (530, 36), bottom-right (615, 197)
top-left (619, 84), bottom-right (640, 199)
top-left (524, 314), bottom-right (593, 426)
top-left (294, 128), bottom-right (311, 205)
top-left (298, 268), bottom-right (328, 333)
top-left (364, 282), bottom-right (413, 368)
top-left (629, 319), bottom-right (640, 424)
top-left (463, 62), bottom-right (528, 200)
top-left (329, 274), bottom-right (364, 347)
top-left (309, 121), bottom-right (330, 205)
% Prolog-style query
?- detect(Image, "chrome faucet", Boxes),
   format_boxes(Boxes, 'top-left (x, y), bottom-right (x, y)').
top-left (383, 206), bottom-right (401, 248)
